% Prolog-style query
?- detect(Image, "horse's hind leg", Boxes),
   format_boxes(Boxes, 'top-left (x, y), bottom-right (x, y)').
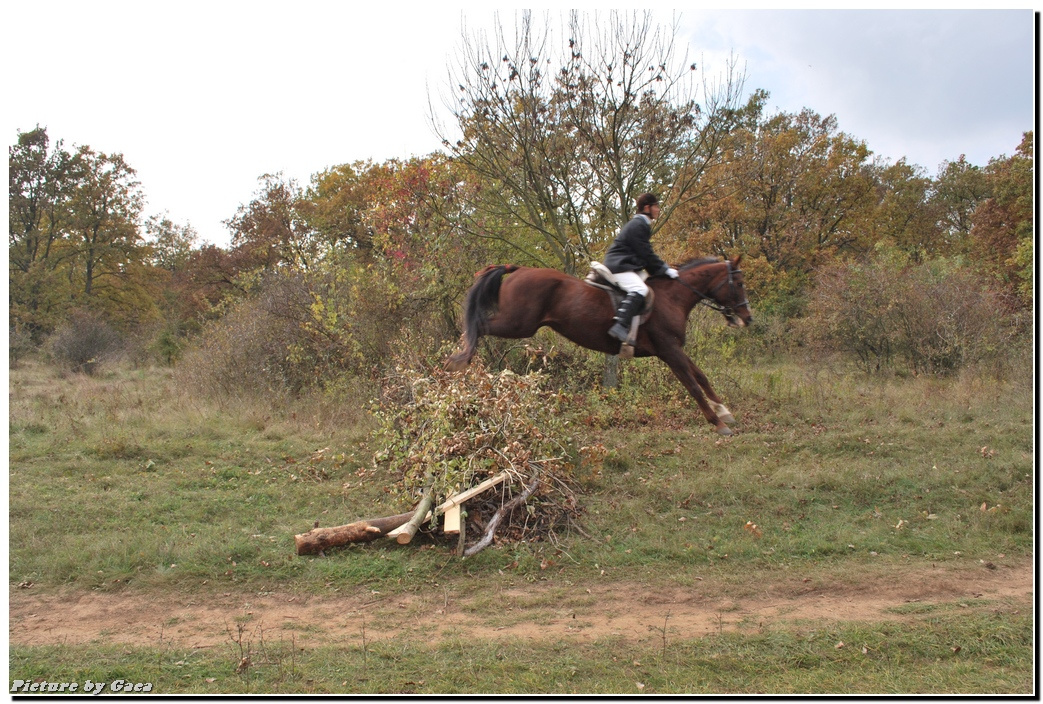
top-left (445, 338), bottom-right (476, 371)
top-left (659, 347), bottom-right (732, 436)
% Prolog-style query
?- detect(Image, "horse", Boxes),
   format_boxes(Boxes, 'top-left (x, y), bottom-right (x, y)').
top-left (446, 256), bottom-right (753, 435)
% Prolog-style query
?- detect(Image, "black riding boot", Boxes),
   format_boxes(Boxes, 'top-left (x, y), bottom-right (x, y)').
top-left (608, 292), bottom-right (645, 342)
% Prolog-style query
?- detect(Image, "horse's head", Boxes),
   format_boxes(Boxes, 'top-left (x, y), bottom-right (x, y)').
top-left (712, 256), bottom-right (753, 328)
top-left (678, 255), bottom-right (753, 328)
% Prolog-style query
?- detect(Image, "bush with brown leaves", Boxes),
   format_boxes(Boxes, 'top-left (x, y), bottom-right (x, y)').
top-left (373, 362), bottom-right (602, 544)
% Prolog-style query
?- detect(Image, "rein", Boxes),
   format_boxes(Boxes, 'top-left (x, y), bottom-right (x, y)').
top-left (675, 261), bottom-right (750, 317)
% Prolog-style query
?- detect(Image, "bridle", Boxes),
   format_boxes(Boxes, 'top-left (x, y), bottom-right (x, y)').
top-left (675, 261), bottom-right (750, 322)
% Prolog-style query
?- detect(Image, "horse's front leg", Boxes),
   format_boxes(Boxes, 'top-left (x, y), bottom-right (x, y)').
top-left (689, 366), bottom-right (735, 426)
top-left (658, 346), bottom-right (732, 436)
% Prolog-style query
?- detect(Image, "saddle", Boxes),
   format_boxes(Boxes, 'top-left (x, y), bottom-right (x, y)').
top-left (584, 262), bottom-right (655, 359)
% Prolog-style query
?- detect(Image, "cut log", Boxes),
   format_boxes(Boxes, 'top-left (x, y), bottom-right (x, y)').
top-left (395, 487), bottom-right (435, 545)
top-left (294, 512), bottom-right (414, 555)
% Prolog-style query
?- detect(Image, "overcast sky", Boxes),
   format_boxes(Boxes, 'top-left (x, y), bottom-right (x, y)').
top-left (3, 4), bottom-right (1036, 247)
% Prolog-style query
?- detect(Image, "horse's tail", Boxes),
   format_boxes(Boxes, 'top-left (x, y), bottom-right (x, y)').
top-left (446, 264), bottom-right (519, 371)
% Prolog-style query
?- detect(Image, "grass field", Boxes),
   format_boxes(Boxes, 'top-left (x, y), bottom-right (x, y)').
top-left (8, 354), bottom-right (1035, 694)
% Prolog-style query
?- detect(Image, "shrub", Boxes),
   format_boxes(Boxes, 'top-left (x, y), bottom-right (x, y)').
top-left (175, 270), bottom-right (364, 398)
top-left (8, 325), bottom-right (35, 368)
top-left (47, 310), bottom-right (123, 375)
top-left (805, 249), bottom-right (1018, 375)
top-left (174, 299), bottom-right (282, 399)
top-left (174, 260), bottom-right (468, 399)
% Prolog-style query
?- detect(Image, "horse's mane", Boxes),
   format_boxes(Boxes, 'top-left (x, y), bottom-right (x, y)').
top-left (677, 256), bottom-right (721, 271)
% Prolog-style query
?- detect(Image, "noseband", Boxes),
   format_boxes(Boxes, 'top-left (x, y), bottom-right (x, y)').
top-left (678, 261), bottom-right (750, 319)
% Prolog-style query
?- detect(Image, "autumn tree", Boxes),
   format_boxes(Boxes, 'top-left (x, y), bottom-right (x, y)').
top-left (62, 147), bottom-right (144, 298)
top-left (930, 155), bottom-right (991, 254)
top-left (10, 128), bottom-right (155, 335)
top-left (435, 10), bottom-right (746, 275)
top-left (224, 173), bottom-right (317, 273)
top-left (9, 127), bottom-right (75, 337)
top-left (863, 159), bottom-right (940, 260)
top-left (145, 213), bottom-right (198, 271)
top-left (967, 131), bottom-right (1033, 303)
top-left (296, 154), bottom-right (497, 366)
top-left (666, 98), bottom-right (880, 312)
top-left (301, 161), bottom-right (384, 256)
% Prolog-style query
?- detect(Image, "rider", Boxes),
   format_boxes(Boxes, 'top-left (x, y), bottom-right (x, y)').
top-left (602, 193), bottom-right (679, 342)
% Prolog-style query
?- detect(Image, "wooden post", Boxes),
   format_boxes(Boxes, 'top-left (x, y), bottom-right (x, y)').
top-left (456, 509), bottom-right (467, 556)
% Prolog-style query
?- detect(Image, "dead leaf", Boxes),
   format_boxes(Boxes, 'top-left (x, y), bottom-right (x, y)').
top-left (835, 641), bottom-right (845, 649)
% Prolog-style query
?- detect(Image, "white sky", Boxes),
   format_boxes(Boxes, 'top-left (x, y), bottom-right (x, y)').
top-left (3, 3), bottom-right (1037, 247)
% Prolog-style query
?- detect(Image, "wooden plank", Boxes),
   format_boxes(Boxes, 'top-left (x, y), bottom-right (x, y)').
top-left (438, 472), bottom-right (509, 511)
top-left (443, 504), bottom-right (462, 535)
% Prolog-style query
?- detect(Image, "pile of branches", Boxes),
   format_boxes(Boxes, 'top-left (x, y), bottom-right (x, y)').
top-left (371, 362), bottom-right (597, 554)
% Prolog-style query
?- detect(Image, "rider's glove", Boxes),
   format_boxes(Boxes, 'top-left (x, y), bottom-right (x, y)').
top-left (666, 267), bottom-right (680, 279)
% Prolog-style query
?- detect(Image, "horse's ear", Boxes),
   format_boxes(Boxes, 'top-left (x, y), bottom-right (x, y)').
top-left (733, 254), bottom-right (743, 267)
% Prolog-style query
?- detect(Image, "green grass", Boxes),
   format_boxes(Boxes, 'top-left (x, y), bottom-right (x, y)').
top-left (8, 354), bottom-right (1035, 693)
top-left (10, 608), bottom-right (1033, 694)
top-left (560, 359), bottom-right (1033, 588)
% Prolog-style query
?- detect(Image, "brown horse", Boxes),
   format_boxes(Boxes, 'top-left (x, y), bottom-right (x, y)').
top-left (446, 256), bottom-right (753, 435)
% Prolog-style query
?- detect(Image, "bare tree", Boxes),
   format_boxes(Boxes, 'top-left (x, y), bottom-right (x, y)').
top-left (433, 10), bottom-right (746, 275)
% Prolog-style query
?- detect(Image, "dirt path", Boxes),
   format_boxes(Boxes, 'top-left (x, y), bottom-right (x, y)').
top-left (10, 559), bottom-right (1032, 650)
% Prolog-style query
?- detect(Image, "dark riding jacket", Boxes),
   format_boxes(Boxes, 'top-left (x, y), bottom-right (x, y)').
top-left (602, 214), bottom-right (670, 277)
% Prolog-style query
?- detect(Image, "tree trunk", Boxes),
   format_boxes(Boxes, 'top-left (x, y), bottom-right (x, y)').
top-left (294, 512), bottom-right (414, 555)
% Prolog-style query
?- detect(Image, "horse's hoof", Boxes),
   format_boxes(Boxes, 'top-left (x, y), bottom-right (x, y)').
top-left (716, 425), bottom-right (733, 437)
top-left (444, 357), bottom-right (467, 372)
top-left (719, 413), bottom-right (736, 425)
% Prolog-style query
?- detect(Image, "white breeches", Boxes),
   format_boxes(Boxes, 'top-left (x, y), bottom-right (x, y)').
top-left (613, 271), bottom-right (649, 297)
